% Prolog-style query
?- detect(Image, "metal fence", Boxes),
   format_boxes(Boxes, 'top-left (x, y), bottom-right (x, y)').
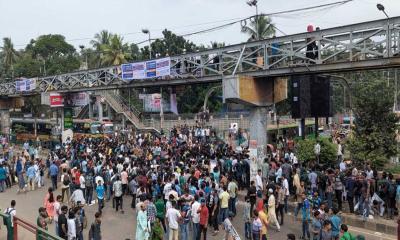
top-left (0, 212), bottom-right (63, 240)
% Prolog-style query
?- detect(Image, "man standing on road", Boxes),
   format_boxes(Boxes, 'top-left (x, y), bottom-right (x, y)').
top-left (166, 201), bottom-right (181, 240)
top-left (49, 161), bottom-right (59, 190)
top-left (3, 200), bottom-right (16, 240)
top-left (88, 212), bottom-right (102, 240)
top-left (267, 188), bottom-right (280, 232)
top-left (228, 177), bottom-right (238, 216)
top-left (96, 180), bottom-right (105, 214)
top-left (113, 175), bottom-right (124, 213)
top-left (58, 205), bottom-right (68, 240)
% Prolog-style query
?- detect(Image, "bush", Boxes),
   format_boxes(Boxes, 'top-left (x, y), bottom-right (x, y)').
top-left (296, 138), bottom-right (337, 165)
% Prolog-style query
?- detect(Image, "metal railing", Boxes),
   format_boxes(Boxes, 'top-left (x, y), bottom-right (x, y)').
top-left (0, 17), bottom-right (400, 96)
top-left (0, 212), bottom-right (63, 240)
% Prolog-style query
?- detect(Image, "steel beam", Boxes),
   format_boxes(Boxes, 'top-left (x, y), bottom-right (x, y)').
top-left (1, 16), bottom-right (400, 96)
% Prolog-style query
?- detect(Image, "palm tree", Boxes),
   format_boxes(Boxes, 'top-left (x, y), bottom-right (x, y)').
top-left (241, 15), bottom-right (275, 40)
top-left (91, 30), bottom-right (112, 67)
top-left (90, 30), bottom-right (111, 50)
top-left (1, 37), bottom-right (18, 76)
top-left (100, 34), bottom-right (130, 66)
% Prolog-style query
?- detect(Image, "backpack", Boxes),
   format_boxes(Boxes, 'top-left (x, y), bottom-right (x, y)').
top-left (3, 208), bottom-right (15, 226)
top-left (85, 175), bottom-right (93, 188)
top-left (63, 174), bottom-right (70, 186)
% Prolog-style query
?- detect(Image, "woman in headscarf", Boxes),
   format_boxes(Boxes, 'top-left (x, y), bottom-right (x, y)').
top-left (136, 202), bottom-right (149, 240)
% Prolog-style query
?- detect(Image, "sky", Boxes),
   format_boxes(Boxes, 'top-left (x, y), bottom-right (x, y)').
top-left (1, 0), bottom-right (400, 51)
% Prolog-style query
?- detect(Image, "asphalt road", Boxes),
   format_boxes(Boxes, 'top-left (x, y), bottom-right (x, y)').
top-left (0, 179), bottom-right (396, 240)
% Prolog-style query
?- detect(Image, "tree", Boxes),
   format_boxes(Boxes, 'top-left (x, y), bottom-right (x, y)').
top-left (149, 29), bottom-right (197, 57)
top-left (296, 138), bottom-right (337, 166)
top-left (27, 34), bottom-right (80, 76)
top-left (1, 37), bottom-right (18, 76)
top-left (347, 73), bottom-right (400, 168)
top-left (241, 15), bottom-right (276, 40)
top-left (100, 34), bottom-right (130, 66)
top-left (90, 30), bottom-right (111, 51)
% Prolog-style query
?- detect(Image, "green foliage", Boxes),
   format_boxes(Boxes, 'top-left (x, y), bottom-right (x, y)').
top-left (296, 138), bottom-right (337, 165)
top-left (100, 34), bottom-right (130, 66)
top-left (176, 83), bottom-right (222, 113)
top-left (149, 29), bottom-right (197, 57)
top-left (1, 37), bottom-right (18, 77)
top-left (13, 124), bottom-right (27, 133)
top-left (25, 34), bottom-right (80, 76)
top-left (347, 74), bottom-right (399, 169)
top-left (241, 15), bottom-right (276, 40)
top-left (13, 53), bottom-right (41, 78)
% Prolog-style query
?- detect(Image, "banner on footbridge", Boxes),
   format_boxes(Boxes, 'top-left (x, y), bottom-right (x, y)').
top-left (121, 57), bottom-right (170, 81)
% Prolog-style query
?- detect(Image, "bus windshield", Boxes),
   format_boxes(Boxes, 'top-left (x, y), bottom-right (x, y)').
top-left (90, 124), bottom-right (102, 134)
top-left (103, 124), bottom-right (114, 134)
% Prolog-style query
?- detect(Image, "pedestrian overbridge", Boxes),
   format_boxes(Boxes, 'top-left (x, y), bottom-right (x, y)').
top-left (1, 16), bottom-right (400, 96)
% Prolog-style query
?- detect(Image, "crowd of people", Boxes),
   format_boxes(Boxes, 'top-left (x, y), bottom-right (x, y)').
top-left (0, 123), bottom-right (398, 240)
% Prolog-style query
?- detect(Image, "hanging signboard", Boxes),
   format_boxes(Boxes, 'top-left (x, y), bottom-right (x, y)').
top-left (72, 92), bottom-right (89, 106)
top-left (64, 107), bottom-right (73, 129)
top-left (50, 93), bottom-right (63, 107)
top-left (121, 57), bottom-right (170, 81)
top-left (16, 78), bottom-right (36, 92)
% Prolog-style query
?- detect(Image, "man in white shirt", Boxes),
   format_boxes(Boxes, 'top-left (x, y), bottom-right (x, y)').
top-left (79, 174), bottom-right (86, 191)
top-left (282, 175), bottom-right (290, 213)
top-left (191, 195), bottom-right (201, 240)
top-left (166, 202), bottom-right (181, 240)
top-left (256, 170), bottom-right (263, 192)
top-left (70, 188), bottom-right (86, 206)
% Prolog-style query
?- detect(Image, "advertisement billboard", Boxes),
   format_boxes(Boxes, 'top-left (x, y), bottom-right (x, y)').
top-left (16, 78), bottom-right (36, 92)
top-left (64, 108), bottom-right (73, 129)
top-left (121, 57), bottom-right (171, 81)
top-left (50, 93), bottom-right (63, 107)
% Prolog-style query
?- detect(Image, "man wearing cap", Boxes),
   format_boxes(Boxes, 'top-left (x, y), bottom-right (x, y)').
top-left (268, 188), bottom-right (281, 232)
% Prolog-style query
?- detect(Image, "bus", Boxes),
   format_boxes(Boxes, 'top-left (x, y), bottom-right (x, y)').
top-left (72, 119), bottom-right (114, 139)
top-left (11, 118), bottom-right (58, 143)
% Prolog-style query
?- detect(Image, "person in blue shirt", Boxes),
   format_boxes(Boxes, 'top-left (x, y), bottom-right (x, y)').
top-left (96, 180), bottom-right (105, 213)
top-left (301, 193), bottom-right (311, 240)
top-left (26, 162), bottom-right (37, 191)
top-left (16, 158), bottom-right (26, 193)
top-left (330, 208), bottom-right (342, 240)
top-left (49, 161), bottom-right (59, 190)
top-left (0, 163), bottom-right (6, 192)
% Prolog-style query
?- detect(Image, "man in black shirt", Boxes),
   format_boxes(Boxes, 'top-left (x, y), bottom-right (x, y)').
top-left (248, 180), bottom-right (257, 217)
top-left (58, 205), bottom-right (68, 239)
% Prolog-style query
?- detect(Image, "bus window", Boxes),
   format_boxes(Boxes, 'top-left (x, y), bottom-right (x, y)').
top-left (103, 124), bottom-right (114, 134)
top-left (90, 124), bottom-right (102, 134)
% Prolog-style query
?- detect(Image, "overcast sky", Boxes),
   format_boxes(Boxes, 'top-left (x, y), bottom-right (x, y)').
top-left (1, 0), bottom-right (400, 51)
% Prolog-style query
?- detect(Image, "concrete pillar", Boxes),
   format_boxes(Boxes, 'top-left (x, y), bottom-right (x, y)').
top-left (122, 115), bottom-right (126, 130)
top-left (88, 102), bottom-right (94, 119)
top-left (0, 109), bottom-right (10, 136)
top-left (249, 106), bottom-right (268, 157)
top-left (107, 103), bottom-right (113, 120)
top-left (97, 101), bottom-right (103, 121)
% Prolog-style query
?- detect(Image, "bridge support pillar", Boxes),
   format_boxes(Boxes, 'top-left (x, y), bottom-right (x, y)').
top-left (249, 106), bottom-right (267, 162)
top-left (88, 102), bottom-right (94, 119)
top-left (107, 103), bottom-right (113, 120)
top-left (0, 109), bottom-right (10, 136)
top-left (97, 100), bottom-right (103, 121)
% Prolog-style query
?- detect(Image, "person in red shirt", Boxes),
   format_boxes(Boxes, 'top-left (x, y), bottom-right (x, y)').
top-left (198, 198), bottom-right (209, 240)
top-left (74, 169), bottom-right (81, 186)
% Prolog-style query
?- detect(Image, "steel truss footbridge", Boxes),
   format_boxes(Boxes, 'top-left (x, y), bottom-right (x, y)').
top-left (1, 17), bottom-right (400, 96)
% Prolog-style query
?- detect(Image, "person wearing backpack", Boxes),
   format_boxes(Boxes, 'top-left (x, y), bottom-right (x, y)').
top-left (61, 168), bottom-right (71, 203)
top-left (3, 200), bottom-right (16, 240)
top-left (85, 171), bottom-right (94, 205)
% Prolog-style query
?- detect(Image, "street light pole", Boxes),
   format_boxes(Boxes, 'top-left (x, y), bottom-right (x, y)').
top-left (142, 29), bottom-right (152, 59)
top-left (246, 0), bottom-right (259, 40)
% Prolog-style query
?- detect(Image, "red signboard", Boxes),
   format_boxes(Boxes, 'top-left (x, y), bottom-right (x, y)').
top-left (50, 93), bottom-right (63, 107)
